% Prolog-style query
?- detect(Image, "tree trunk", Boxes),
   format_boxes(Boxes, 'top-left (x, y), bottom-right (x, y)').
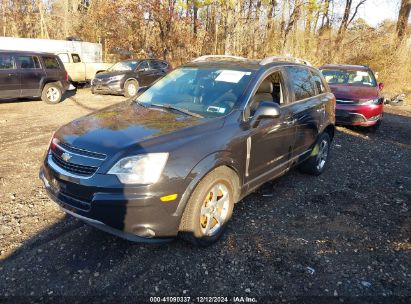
top-left (397, 0), bottom-right (411, 41)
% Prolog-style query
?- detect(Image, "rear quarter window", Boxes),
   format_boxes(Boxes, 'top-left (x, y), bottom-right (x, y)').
top-left (42, 56), bottom-right (61, 69)
top-left (286, 66), bottom-right (316, 101)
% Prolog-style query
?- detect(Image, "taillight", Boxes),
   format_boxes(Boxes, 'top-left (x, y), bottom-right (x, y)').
top-left (65, 71), bottom-right (69, 81)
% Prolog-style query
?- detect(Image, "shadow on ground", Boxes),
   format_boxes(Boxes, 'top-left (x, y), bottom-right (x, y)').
top-left (0, 112), bottom-right (410, 303)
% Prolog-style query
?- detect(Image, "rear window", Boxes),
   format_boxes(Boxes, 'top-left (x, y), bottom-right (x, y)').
top-left (16, 56), bottom-right (41, 69)
top-left (286, 66), bottom-right (316, 101)
top-left (43, 57), bottom-right (60, 69)
top-left (0, 54), bottom-right (14, 70)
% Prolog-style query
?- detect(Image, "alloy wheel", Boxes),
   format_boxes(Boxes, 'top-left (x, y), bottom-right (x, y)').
top-left (127, 83), bottom-right (137, 97)
top-left (200, 183), bottom-right (230, 237)
top-left (46, 87), bottom-right (60, 102)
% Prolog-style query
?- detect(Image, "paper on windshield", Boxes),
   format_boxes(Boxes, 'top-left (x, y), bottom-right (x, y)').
top-left (215, 70), bottom-right (247, 83)
top-left (357, 71), bottom-right (369, 77)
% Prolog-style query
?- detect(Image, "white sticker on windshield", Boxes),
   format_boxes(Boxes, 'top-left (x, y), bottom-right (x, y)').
top-left (207, 106), bottom-right (226, 114)
top-left (215, 70), bottom-right (246, 83)
top-left (357, 71), bottom-right (369, 77)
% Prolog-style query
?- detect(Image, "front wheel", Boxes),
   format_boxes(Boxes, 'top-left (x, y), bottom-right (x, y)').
top-left (299, 132), bottom-right (331, 175)
top-left (41, 83), bottom-right (63, 104)
top-left (179, 167), bottom-right (239, 246)
top-left (124, 79), bottom-right (139, 98)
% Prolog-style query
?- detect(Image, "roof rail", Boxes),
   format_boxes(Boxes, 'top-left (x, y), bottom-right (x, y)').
top-left (192, 55), bottom-right (247, 62)
top-left (260, 56), bottom-right (312, 66)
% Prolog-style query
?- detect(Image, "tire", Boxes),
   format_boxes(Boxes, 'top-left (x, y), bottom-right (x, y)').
top-left (299, 132), bottom-right (331, 176)
top-left (179, 167), bottom-right (239, 247)
top-left (124, 79), bottom-right (139, 98)
top-left (368, 119), bottom-right (381, 132)
top-left (41, 83), bottom-right (63, 104)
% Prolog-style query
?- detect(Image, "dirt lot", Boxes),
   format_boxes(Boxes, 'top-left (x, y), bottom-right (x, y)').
top-left (0, 89), bottom-right (410, 303)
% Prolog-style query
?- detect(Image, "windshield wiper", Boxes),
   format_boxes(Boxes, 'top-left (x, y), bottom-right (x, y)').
top-left (150, 103), bottom-right (204, 118)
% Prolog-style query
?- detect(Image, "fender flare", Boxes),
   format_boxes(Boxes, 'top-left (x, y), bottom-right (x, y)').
top-left (173, 151), bottom-right (242, 217)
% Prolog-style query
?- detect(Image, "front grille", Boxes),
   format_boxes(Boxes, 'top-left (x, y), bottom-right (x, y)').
top-left (58, 142), bottom-right (106, 159)
top-left (51, 152), bottom-right (97, 176)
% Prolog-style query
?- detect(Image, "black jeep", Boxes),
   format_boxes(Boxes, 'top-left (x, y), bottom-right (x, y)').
top-left (0, 50), bottom-right (70, 103)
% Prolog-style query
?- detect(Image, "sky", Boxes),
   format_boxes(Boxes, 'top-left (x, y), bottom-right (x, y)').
top-left (356, 0), bottom-right (401, 26)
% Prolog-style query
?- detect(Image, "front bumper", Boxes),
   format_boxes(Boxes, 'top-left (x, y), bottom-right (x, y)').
top-left (335, 104), bottom-right (383, 126)
top-left (91, 79), bottom-right (123, 95)
top-left (39, 156), bottom-right (182, 241)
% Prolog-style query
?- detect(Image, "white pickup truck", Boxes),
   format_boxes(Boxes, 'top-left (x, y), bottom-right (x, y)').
top-left (56, 52), bottom-right (112, 83)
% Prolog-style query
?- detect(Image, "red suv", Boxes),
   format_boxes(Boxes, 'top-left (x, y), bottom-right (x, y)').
top-left (320, 64), bottom-right (384, 128)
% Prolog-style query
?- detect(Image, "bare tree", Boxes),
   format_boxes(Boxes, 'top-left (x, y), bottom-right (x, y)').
top-left (396, 0), bottom-right (411, 41)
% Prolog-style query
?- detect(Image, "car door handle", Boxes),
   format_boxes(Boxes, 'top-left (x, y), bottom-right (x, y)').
top-left (7, 73), bottom-right (13, 77)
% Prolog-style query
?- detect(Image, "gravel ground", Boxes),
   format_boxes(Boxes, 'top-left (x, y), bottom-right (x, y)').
top-left (0, 89), bottom-right (410, 303)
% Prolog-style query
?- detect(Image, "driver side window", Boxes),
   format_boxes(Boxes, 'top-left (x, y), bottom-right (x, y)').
top-left (248, 70), bottom-right (284, 117)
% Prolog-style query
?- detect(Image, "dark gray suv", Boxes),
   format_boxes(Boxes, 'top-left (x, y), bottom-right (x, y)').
top-left (40, 55), bottom-right (336, 246)
top-left (0, 50), bottom-right (70, 103)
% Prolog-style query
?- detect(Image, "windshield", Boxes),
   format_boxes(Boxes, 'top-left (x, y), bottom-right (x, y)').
top-left (321, 69), bottom-right (377, 87)
top-left (136, 67), bottom-right (254, 118)
top-left (109, 61), bottom-right (140, 72)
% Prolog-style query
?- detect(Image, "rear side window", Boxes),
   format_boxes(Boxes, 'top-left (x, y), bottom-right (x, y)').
top-left (0, 54), bottom-right (14, 70)
top-left (310, 70), bottom-right (327, 94)
top-left (151, 60), bottom-right (168, 70)
top-left (286, 66), bottom-right (316, 101)
top-left (72, 54), bottom-right (81, 63)
top-left (43, 57), bottom-right (60, 69)
top-left (17, 56), bottom-right (41, 69)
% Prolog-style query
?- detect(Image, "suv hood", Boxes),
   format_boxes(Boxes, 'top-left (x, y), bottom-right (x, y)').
top-left (54, 102), bottom-right (207, 156)
top-left (94, 71), bottom-right (130, 79)
top-left (329, 84), bottom-right (380, 101)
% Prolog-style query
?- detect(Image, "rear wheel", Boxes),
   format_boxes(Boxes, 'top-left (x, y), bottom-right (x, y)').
top-left (299, 132), bottom-right (331, 175)
top-left (179, 167), bottom-right (239, 246)
top-left (124, 79), bottom-right (139, 98)
top-left (41, 83), bottom-right (62, 104)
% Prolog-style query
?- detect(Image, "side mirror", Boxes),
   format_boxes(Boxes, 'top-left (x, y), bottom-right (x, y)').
top-left (250, 101), bottom-right (281, 128)
top-left (378, 83), bottom-right (384, 91)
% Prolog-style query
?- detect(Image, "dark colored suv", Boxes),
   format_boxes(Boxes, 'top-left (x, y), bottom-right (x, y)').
top-left (91, 59), bottom-right (172, 98)
top-left (40, 55), bottom-right (336, 246)
top-left (320, 64), bottom-right (384, 128)
top-left (0, 50), bottom-right (70, 103)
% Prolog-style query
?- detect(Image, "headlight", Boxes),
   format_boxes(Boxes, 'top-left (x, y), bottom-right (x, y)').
top-left (362, 98), bottom-right (381, 105)
top-left (108, 75), bottom-right (124, 82)
top-left (108, 153), bottom-right (169, 184)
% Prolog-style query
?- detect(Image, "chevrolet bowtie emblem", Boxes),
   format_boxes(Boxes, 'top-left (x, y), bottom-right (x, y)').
top-left (61, 152), bottom-right (71, 162)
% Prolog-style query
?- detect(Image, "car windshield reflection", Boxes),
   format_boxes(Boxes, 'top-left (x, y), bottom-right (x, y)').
top-left (136, 67), bottom-right (254, 118)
